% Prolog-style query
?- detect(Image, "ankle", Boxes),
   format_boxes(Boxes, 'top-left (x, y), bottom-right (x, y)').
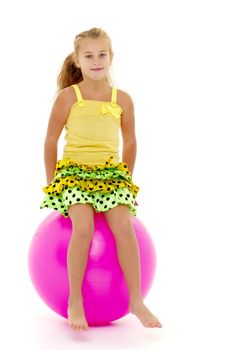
top-left (129, 296), bottom-right (143, 305)
top-left (68, 296), bottom-right (83, 306)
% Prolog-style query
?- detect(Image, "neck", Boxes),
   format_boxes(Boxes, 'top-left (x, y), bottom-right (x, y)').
top-left (80, 77), bottom-right (110, 92)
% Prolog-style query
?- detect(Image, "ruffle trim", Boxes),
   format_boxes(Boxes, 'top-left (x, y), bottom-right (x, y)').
top-left (42, 156), bottom-right (140, 198)
top-left (53, 156), bottom-right (129, 176)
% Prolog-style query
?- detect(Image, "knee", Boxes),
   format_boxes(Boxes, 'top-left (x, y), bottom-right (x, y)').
top-left (111, 219), bottom-right (134, 240)
top-left (72, 222), bottom-right (94, 240)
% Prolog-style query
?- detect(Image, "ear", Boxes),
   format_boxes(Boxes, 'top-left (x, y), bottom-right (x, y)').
top-left (73, 57), bottom-right (80, 68)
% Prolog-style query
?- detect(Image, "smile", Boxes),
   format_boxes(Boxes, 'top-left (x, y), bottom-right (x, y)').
top-left (91, 68), bottom-right (104, 71)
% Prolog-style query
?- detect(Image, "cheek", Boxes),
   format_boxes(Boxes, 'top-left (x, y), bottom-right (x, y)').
top-left (82, 61), bottom-right (91, 70)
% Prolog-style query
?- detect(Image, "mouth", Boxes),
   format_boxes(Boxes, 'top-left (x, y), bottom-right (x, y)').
top-left (91, 68), bottom-right (104, 72)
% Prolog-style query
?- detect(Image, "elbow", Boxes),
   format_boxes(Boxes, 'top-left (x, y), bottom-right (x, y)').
top-left (123, 138), bottom-right (137, 146)
top-left (44, 137), bottom-right (58, 145)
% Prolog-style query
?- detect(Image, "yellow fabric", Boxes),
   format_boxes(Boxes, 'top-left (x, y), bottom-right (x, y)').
top-left (42, 155), bottom-right (140, 198)
top-left (62, 84), bottom-right (123, 165)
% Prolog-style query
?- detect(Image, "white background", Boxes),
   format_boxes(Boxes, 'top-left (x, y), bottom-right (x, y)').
top-left (0, 0), bottom-right (232, 349)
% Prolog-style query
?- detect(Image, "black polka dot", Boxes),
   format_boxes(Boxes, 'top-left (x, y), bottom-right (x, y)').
top-left (41, 163), bottom-right (138, 219)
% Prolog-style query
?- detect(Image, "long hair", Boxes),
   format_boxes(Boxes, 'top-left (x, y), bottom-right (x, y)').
top-left (56, 27), bottom-right (114, 97)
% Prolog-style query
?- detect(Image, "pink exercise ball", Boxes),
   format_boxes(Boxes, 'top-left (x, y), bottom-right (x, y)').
top-left (28, 211), bottom-right (157, 326)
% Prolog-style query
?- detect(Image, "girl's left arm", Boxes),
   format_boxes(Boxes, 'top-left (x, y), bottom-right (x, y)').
top-left (121, 92), bottom-right (139, 206)
top-left (121, 93), bottom-right (137, 176)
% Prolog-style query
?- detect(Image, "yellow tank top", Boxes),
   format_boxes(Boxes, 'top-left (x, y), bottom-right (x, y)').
top-left (62, 84), bottom-right (123, 165)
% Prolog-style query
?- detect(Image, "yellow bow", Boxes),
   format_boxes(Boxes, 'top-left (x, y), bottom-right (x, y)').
top-left (100, 103), bottom-right (122, 119)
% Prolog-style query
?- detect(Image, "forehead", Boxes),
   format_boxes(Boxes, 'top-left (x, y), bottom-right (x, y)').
top-left (79, 37), bottom-right (108, 53)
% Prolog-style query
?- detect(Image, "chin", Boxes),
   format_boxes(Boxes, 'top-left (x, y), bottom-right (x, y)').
top-left (90, 75), bottom-right (106, 81)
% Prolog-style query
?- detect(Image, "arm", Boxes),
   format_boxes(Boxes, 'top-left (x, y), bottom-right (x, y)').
top-left (44, 88), bottom-right (71, 184)
top-left (121, 93), bottom-right (137, 176)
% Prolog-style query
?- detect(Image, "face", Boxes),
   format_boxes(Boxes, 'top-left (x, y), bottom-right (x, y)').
top-left (75, 37), bottom-right (112, 81)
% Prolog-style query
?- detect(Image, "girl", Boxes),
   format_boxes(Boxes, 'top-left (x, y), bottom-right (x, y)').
top-left (40, 27), bottom-right (162, 331)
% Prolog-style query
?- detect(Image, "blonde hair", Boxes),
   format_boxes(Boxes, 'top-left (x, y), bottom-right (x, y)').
top-left (56, 27), bottom-right (114, 96)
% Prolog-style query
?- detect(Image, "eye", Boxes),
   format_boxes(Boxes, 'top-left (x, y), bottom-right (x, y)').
top-left (85, 53), bottom-right (107, 58)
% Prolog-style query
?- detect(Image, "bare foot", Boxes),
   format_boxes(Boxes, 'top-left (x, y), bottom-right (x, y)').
top-left (67, 300), bottom-right (89, 331)
top-left (129, 299), bottom-right (163, 328)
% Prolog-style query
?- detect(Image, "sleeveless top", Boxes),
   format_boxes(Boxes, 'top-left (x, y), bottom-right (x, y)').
top-left (62, 84), bottom-right (123, 165)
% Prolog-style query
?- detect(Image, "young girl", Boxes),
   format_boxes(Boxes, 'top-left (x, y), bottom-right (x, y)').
top-left (40, 27), bottom-right (162, 331)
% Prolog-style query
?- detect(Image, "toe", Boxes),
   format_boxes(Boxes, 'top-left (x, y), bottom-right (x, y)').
top-left (74, 325), bottom-right (79, 331)
top-left (148, 322), bottom-right (156, 328)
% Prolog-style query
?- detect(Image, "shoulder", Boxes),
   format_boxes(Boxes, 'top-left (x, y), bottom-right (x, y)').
top-left (116, 89), bottom-right (135, 118)
top-left (48, 86), bottom-right (76, 125)
top-left (117, 89), bottom-right (134, 109)
top-left (58, 85), bottom-right (77, 106)
top-left (117, 89), bottom-right (136, 141)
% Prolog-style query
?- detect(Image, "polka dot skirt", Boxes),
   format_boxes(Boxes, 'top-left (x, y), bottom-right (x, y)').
top-left (40, 156), bottom-right (140, 218)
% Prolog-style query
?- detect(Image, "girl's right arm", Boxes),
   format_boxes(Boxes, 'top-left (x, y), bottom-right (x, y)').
top-left (44, 88), bottom-right (72, 185)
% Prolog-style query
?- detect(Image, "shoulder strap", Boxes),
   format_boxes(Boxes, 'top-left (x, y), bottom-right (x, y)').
top-left (111, 87), bottom-right (117, 107)
top-left (71, 84), bottom-right (84, 107)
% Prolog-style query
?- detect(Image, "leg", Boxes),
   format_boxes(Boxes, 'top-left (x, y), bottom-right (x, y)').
top-left (67, 203), bottom-right (95, 331)
top-left (103, 205), bottom-right (163, 328)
